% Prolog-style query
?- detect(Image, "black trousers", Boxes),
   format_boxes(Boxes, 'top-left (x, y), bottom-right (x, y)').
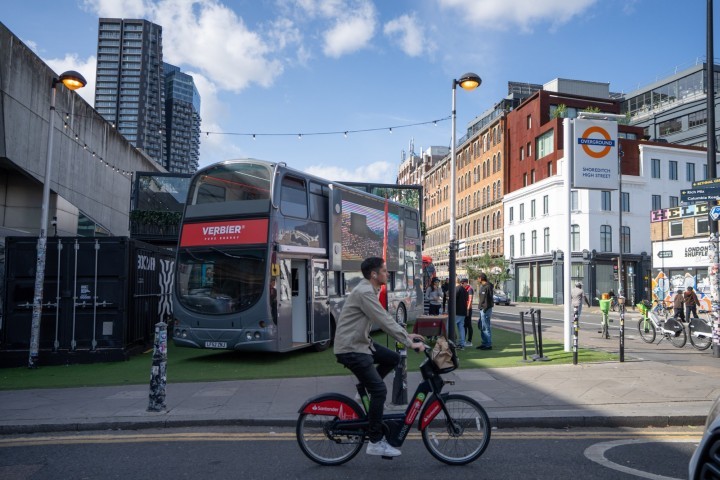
top-left (429, 304), bottom-right (441, 315)
top-left (464, 307), bottom-right (473, 342)
top-left (336, 342), bottom-right (400, 442)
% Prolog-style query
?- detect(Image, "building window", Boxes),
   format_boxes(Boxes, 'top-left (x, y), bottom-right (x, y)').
top-left (537, 130), bottom-right (554, 159)
top-left (520, 146), bottom-right (525, 161)
top-left (697, 216), bottom-right (709, 234)
top-left (520, 233), bottom-right (526, 256)
top-left (652, 195), bottom-right (662, 210)
top-left (530, 199), bottom-right (536, 219)
top-left (651, 158), bottom-right (661, 178)
top-left (669, 196), bottom-right (679, 207)
top-left (547, 161), bottom-right (553, 176)
top-left (669, 160), bottom-right (678, 180)
top-left (669, 220), bottom-right (683, 237)
top-left (520, 203), bottom-right (525, 221)
top-left (571, 224), bottom-right (580, 251)
top-left (600, 225), bottom-right (612, 252)
top-left (509, 206), bottom-right (514, 223)
top-left (689, 110), bottom-right (707, 129)
top-left (544, 227), bottom-right (550, 253)
top-left (527, 142), bottom-right (532, 158)
top-left (527, 115), bottom-right (532, 129)
top-left (531, 230), bottom-right (537, 254)
top-left (510, 235), bottom-right (515, 258)
top-left (601, 191), bottom-right (611, 211)
top-left (687, 162), bottom-right (696, 182)
top-left (658, 117), bottom-right (682, 136)
top-left (531, 169), bottom-right (535, 183)
top-left (571, 190), bottom-right (578, 211)
top-left (523, 173), bottom-right (528, 186)
top-left (622, 192), bottom-right (630, 212)
top-left (621, 226), bottom-right (631, 254)
top-left (543, 195), bottom-right (549, 215)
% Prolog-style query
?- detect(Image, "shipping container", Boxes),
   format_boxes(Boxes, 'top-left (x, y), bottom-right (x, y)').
top-left (1, 237), bottom-right (174, 367)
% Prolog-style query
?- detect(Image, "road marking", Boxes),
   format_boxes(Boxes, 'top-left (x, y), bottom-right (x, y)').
top-left (584, 438), bottom-right (697, 480)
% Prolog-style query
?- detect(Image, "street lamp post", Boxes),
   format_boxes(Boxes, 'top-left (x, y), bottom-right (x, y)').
top-left (28, 70), bottom-right (87, 368)
top-left (448, 73), bottom-right (481, 343)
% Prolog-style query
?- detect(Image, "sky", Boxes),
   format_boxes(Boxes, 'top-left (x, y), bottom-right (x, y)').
top-left (3, 0), bottom-right (720, 184)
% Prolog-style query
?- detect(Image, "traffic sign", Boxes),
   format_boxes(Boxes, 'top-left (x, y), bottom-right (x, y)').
top-left (657, 250), bottom-right (673, 258)
top-left (681, 187), bottom-right (720, 204)
top-left (693, 178), bottom-right (720, 188)
top-left (711, 205), bottom-right (720, 221)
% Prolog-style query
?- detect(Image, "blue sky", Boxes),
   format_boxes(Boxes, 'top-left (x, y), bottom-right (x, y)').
top-left (3, 0), bottom-right (719, 183)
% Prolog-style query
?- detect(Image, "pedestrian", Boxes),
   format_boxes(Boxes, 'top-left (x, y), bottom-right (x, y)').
top-left (461, 278), bottom-right (474, 347)
top-left (571, 281), bottom-right (591, 318)
top-left (441, 279), bottom-right (449, 314)
top-left (672, 288), bottom-right (685, 322)
top-left (684, 286), bottom-right (700, 320)
top-left (425, 278), bottom-right (443, 315)
top-left (454, 277), bottom-right (468, 349)
top-left (476, 272), bottom-right (494, 350)
top-left (334, 257), bottom-right (425, 457)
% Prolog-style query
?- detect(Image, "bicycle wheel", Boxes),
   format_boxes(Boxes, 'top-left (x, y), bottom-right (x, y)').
top-left (601, 319), bottom-right (609, 339)
top-left (668, 322), bottom-right (687, 348)
top-left (296, 413), bottom-right (364, 466)
top-left (421, 394), bottom-right (490, 465)
top-left (637, 317), bottom-right (656, 343)
top-left (689, 323), bottom-right (712, 351)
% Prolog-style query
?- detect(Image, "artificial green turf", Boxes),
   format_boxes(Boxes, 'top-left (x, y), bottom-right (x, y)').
top-left (0, 328), bottom-right (615, 390)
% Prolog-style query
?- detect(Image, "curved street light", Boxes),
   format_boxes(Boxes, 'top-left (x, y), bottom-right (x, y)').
top-left (447, 72), bottom-right (481, 343)
top-left (29, 70), bottom-right (87, 368)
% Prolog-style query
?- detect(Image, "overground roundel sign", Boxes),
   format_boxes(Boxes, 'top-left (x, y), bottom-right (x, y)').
top-left (572, 118), bottom-right (618, 190)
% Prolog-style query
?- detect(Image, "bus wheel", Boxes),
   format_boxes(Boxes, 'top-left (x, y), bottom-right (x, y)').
top-left (395, 303), bottom-right (407, 325)
top-left (313, 316), bottom-right (336, 352)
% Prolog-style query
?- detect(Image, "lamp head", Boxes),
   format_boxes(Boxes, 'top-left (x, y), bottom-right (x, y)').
top-left (58, 70), bottom-right (87, 91)
top-left (457, 72), bottom-right (481, 91)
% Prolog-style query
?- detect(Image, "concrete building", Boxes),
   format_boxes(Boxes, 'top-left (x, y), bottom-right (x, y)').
top-left (622, 62), bottom-right (720, 147)
top-left (0, 21), bottom-right (163, 237)
top-left (94, 18), bottom-right (166, 167)
top-left (503, 79), bottom-right (707, 304)
top-left (164, 63), bottom-right (201, 174)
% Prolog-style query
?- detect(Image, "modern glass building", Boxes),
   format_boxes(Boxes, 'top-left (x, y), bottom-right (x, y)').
top-left (164, 63), bottom-right (201, 174)
top-left (94, 18), bottom-right (166, 167)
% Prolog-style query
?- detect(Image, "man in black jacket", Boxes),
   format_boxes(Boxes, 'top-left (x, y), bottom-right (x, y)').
top-left (476, 273), bottom-right (494, 350)
top-left (454, 277), bottom-right (468, 349)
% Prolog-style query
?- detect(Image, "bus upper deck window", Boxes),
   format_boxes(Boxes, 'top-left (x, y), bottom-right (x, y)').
top-left (281, 176), bottom-right (308, 218)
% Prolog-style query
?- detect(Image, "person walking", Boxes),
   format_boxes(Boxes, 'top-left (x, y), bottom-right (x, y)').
top-left (454, 277), bottom-right (468, 349)
top-left (571, 281), bottom-right (591, 319)
top-left (425, 278), bottom-right (443, 315)
top-left (462, 278), bottom-right (474, 347)
top-left (476, 273), bottom-right (494, 350)
top-left (334, 257), bottom-right (425, 457)
top-left (684, 286), bottom-right (700, 320)
top-left (672, 288), bottom-right (685, 321)
top-left (441, 279), bottom-right (449, 314)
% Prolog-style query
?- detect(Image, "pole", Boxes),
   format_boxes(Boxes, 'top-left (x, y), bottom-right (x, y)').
top-left (618, 142), bottom-right (625, 362)
top-left (563, 119), bottom-right (573, 352)
top-left (147, 320), bottom-right (168, 412)
top-left (707, 0), bottom-right (720, 358)
top-left (448, 80), bottom-right (457, 342)
top-left (28, 79), bottom-right (59, 368)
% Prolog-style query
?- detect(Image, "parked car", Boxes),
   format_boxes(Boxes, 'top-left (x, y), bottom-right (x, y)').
top-left (493, 290), bottom-right (511, 306)
top-left (689, 393), bottom-right (720, 479)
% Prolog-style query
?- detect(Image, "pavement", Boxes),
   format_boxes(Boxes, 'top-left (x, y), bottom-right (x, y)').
top-left (1, 302), bottom-right (719, 435)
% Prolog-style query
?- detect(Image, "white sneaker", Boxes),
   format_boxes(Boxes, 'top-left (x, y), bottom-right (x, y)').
top-left (465, 341), bottom-right (473, 347)
top-left (366, 439), bottom-right (402, 457)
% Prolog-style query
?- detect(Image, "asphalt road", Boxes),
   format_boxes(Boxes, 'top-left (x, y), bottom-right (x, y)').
top-left (0, 426), bottom-right (700, 479)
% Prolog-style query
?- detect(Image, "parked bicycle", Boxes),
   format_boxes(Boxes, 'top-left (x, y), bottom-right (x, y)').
top-left (689, 309), bottom-right (715, 351)
top-left (636, 299), bottom-right (686, 348)
top-left (296, 340), bottom-right (491, 466)
top-left (595, 297), bottom-right (613, 339)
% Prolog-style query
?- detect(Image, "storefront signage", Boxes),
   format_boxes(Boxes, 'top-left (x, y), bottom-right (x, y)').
top-left (651, 203), bottom-right (709, 222)
top-left (651, 238), bottom-right (709, 269)
top-left (572, 119), bottom-right (618, 190)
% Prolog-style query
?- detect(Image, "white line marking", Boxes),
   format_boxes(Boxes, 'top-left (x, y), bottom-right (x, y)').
top-left (584, 438), bottom-right (693, 480)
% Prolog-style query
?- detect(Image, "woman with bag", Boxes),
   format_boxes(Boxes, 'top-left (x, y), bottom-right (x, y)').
top-left (425, 278), bottom-right (443, 315)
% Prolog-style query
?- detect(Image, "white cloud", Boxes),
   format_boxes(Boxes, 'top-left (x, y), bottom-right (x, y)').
top-left (437, 0), bottom-right (598, 31)
top-left (322, 1), bottom-right (377, 57)
top-left (45, 54), bottom-right (97, 105)
top-left (82, 0), bottom-right (151, 18)
top-left (384, 13), bottom-right (434, 57)
top-left (305, 161), bottom-right (396, 184)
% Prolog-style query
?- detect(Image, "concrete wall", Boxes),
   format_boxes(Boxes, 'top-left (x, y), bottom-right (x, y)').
top-left (0, 22), bottom-right (165, 236)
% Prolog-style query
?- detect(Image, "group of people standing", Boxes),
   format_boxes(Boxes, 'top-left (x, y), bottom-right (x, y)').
top-left (672, 285), bottom-right (701, 321)
top-left (424, 274), bottom-right (494, 351)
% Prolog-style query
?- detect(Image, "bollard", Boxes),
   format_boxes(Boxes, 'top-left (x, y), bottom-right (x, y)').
top-left (147, 321), bottom-right (168, 412)
top-left (533, 309), bottom-right (550, 362)
top-left (519, 311), bottom-right (531, 363)
top-left (618, 295), bottom-right (626, 363)
top-left (529, 308), bottom-right (540, 359)
top-left (572, 306), bottom-right (579, 365)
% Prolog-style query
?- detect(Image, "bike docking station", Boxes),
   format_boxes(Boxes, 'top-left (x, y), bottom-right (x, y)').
top-left (519, 308), bottom-right (549, 363)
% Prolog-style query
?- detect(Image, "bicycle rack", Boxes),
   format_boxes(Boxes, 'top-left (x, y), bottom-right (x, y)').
top-left (519, 309), bottom-right (549, 363)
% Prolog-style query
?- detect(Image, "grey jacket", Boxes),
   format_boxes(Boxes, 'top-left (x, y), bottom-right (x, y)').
top-left (334, 278), bottom-right (414, 355)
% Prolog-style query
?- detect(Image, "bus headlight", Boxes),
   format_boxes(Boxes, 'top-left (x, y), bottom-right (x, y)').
top-left (254, 331), bottom-right (261, 340)
top-left (246, 332), bottom-right (253, 341)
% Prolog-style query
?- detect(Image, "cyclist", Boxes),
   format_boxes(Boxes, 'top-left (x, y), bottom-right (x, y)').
top-left (334, 256), bottom-right (426, 458)
top-left (571, 281), bottom-right (591, 319)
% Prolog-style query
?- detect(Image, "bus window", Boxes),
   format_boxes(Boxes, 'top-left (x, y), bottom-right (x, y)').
top-left (344, 271), bottom-right (363, 293)
top-left (191, 163), bottom-right (271, 204)
top-left (281, 176), bottom-right (308, 218)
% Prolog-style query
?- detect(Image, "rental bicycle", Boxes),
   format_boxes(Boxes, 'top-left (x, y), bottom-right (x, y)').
top-left (636, 299), bottom-right (686, 348)
top-left (689, 309), bottom-right (715, 351)
top-left (595, 297), bottom-right (613, 339)
top-left (296, 341), bottom-right (491, 466)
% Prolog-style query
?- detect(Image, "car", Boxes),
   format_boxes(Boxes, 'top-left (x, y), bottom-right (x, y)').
top-left (493, 290), bottom-right (511, 306)
top-left (689, 393), bottom-right (720, 479)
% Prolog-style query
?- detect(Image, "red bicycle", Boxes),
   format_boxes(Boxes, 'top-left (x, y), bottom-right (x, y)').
top-left (296, 343), bottom-right (491, 465)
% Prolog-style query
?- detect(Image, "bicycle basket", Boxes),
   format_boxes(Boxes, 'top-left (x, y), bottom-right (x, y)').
top-left (431, 336), bottom-right (459, 373)
top-left (641, 299), bottom-right (652, 309)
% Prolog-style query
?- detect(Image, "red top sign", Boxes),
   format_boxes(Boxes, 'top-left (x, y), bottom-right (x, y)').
top-left (179, 219), bottom-right (269, 247)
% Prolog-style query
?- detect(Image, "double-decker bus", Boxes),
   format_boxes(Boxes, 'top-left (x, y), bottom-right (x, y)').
top-left (172, 159), bottom-right (424, 352)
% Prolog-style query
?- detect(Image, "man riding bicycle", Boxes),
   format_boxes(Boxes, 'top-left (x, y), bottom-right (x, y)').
top-left (334, 256), bottom-right (426, 458)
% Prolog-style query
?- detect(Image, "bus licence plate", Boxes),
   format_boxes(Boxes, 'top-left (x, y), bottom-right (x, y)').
top-left (205, 341), bottom-right (227, 349)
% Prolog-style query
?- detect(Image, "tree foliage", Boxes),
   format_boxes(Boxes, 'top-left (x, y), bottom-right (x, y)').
top-left (464, 253), bottom-right (512, 288)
